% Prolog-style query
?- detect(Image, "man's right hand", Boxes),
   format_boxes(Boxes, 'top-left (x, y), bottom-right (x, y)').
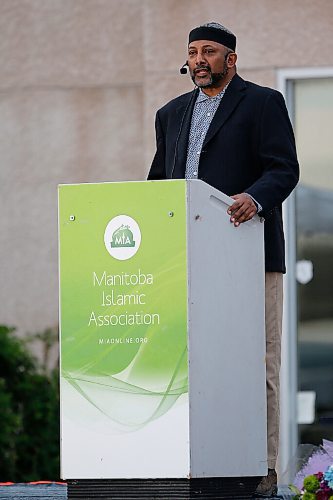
top-left (227, 193), bottom-right (257, 227)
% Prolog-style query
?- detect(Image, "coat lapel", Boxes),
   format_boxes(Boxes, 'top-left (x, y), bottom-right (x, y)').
top-left (202, 74), bottom-right (247, 148)
top-left (172, 88), bottom-right (198, 178)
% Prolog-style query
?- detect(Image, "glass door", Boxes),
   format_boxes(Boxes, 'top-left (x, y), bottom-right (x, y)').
top-left (294, 77), bottom-right (333, 444)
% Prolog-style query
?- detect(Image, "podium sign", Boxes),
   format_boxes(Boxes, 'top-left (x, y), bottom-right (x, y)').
top-left (59, 180), bottom-right (267, 480)
top-left (59, 180), bottom-right (189, 478)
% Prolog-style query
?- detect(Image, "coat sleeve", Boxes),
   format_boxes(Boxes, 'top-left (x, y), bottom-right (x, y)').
top-left (246, 90), bottom-right (299, 215)
top-left (147, 111), bottom-right (167, 180)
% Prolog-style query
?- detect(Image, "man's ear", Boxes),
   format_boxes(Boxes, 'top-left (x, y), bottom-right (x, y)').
top-left (227, 53), bottom-right (237, 68)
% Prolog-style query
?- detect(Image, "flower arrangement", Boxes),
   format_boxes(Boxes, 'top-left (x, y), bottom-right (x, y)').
top-left (289, 440), bottom-right (333, 499)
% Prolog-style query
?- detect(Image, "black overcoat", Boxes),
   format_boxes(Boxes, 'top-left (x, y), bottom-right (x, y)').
top-left (148, 73), bottom-right (299, 273)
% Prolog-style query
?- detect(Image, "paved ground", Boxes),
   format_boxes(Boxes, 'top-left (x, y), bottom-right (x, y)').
top-left (0, 483), bottom-right (67, 499)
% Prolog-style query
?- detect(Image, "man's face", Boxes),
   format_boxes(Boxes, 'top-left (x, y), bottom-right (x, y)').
top-left (187, 40), bottom-right (230, 88)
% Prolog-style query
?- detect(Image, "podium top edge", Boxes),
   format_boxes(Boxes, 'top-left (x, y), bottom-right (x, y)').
top-left (58, 179), bottom-right (202, 188)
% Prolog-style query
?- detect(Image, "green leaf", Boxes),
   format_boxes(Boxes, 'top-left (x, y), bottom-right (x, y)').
top-left (288, 483), bottom-right (301, 498)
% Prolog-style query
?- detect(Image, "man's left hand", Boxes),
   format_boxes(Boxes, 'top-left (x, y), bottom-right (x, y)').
top-left (227, 193), bottom-right (257, 227)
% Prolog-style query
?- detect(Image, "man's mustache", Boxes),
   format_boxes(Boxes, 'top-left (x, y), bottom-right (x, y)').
top-left (194, 65), bottom-right (211, 74)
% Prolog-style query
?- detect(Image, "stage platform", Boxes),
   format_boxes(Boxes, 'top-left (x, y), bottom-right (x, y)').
top-left (0, 481), bottom-right (293, 499)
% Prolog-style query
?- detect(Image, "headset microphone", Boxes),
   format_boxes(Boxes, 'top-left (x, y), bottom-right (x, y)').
top-left (180, 61), bottom-right (188, 74)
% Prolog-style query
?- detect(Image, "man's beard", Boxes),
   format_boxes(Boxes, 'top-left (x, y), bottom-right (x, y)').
top-left (191, 63), bottom-right (228, 88)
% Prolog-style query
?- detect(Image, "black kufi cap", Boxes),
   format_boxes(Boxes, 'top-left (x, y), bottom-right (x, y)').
top-left (189, 25), bottom-right (236, 51)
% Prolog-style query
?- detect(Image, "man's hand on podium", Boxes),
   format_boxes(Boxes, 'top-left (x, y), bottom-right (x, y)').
top-left (227, 193), bottom-right (257, 227)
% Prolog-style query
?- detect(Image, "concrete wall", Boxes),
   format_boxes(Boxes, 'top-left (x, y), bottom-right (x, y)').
top-left (0, 0), bottom-right (144, 341)
top-left (1, 0), bottom-right (333, 340)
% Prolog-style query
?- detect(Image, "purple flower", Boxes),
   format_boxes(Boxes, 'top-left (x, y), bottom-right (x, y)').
top-left (323, 440), bottom-right (333, 459)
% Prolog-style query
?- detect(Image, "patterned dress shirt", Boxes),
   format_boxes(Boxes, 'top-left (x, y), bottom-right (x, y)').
top-left (185, 85), bottom-right (229, 179)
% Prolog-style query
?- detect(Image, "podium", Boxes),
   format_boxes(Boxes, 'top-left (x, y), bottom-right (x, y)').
top-left (58, 179), bottom-right (267, 489)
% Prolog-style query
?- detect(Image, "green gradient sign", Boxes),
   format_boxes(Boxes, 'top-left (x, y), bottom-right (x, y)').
top-left (59, 180), bottom-right (189, 466)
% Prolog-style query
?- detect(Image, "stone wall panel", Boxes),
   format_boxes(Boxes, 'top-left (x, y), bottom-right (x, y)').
top-left (0, 0), bottom-right (142, 87)
top-left (0, 86), bottom-right (143, 334)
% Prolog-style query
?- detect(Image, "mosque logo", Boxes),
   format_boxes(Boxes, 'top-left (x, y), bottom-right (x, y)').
top-left (104, 215), bottom-right (141, 260)
top-left (111, 225), bottom-right (135, 248)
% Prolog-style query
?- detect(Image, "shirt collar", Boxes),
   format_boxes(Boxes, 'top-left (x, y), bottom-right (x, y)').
top-left (196, 78), bottom-right (233, 103)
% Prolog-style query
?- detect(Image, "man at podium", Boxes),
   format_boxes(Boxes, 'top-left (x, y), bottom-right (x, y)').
top-left (148, 22), bottom-right (299, 497)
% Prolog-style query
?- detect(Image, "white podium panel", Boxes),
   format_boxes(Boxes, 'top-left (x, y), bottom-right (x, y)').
top-left (187, 181), bottom-right (266, 477)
